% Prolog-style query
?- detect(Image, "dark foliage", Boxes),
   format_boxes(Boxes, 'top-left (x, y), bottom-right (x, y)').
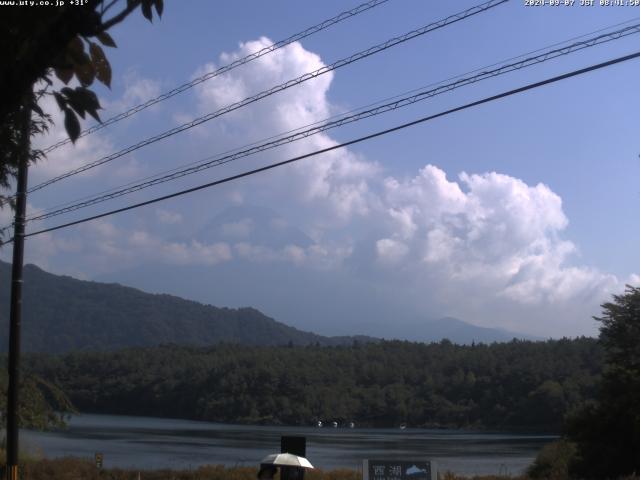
top-left (527, 439), bottom-right (576, 480)
top-left (0, 0), bottom-right (162, 213)
top-left (26, 338), bottom-right (602, 431)
top-left (566, 285), bottom-right (640, 479)
top-left (0, 364), bottom-right (74, 430)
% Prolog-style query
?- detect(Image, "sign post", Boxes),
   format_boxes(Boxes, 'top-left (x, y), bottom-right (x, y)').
top-left (280, 436), bottom-right (307, 480)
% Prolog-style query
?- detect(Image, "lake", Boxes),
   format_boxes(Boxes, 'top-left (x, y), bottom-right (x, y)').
top-left (21, 414), bottom-right (556, 477)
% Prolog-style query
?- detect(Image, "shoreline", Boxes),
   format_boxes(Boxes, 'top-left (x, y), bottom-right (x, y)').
top-left (49, 411), bottom-right (562, 436)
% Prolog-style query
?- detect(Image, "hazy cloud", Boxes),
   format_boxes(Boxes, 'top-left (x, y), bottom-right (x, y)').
top-left (156, 209), bottom-right (183, 225)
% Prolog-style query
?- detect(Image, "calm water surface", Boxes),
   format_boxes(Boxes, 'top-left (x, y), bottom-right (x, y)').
top-left (22, 414), bottom-right (556, 477)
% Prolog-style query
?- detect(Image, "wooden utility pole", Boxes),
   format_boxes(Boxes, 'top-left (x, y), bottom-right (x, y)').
top-left (5, 92), bottom-right (31, 480)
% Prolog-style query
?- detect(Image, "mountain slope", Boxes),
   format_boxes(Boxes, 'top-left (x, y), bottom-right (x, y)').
top-left (0, 260), bottom-right (536, 353)
top-left (0, 261), bottom-right (374, 353)
top-left (98, 260), bottom-right (539, 344)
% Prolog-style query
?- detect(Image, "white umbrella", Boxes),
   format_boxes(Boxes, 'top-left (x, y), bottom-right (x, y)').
top-left (260, 453), bottom-right (314, 469)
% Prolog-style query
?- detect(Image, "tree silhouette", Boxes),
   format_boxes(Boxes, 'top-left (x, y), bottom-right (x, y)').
top-left (567, 285), bottom-right (640, 479)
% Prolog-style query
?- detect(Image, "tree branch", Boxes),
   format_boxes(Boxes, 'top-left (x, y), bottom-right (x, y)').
top-left (101, 0), bottom-right (122, 17)
top-left (99, 0), bottom-right (141, 32)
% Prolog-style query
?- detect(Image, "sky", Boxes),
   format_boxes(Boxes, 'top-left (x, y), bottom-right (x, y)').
top-left (2, 0), bottom-right (640, 339)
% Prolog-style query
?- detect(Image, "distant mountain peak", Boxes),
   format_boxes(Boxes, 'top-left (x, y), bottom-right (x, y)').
top-left (418, 316), bottom-right (540, 343)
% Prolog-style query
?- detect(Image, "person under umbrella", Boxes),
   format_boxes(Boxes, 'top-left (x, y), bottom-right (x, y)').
top-left (258, 452), bottom-right (314, 479)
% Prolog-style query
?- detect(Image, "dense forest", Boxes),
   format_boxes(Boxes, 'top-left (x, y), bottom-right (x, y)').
top-left (26, 338), bottom-right (602, 432)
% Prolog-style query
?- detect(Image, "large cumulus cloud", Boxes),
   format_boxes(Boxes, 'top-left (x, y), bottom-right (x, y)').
top-left (8, 37), bottom-right (634, 338)
top-left (185, 38), bottom-right (628, 335)
top-left (191, 37), bottom-right (380, 222)
top-left (378, 166), bottom-right (617, 304)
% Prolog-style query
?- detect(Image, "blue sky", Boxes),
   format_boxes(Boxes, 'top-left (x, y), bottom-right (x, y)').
top-left (4, 0), bottom-right (640, 338)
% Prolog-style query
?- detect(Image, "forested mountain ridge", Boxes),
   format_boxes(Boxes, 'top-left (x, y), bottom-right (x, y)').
top-left (0, 261), bottom-right (375, 352)
top-left (0, 261), bottom-right (534, 352)
top-left (26, 338), bottom-right (602, 432)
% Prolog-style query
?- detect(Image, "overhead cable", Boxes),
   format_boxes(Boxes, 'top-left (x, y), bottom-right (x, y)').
top-left (9, 49), bottom-right (638, 243)
top-left (41, 0), bottom-right (392, 154)
top-left (21, 21), bottom-right (640, 225)
top-left (28, 0), bottom-right (508, 195)
top-left (32, 15), bottom-right (640, 222)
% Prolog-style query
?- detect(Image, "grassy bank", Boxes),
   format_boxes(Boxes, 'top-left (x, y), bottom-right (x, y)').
top-left (13, 457), bottom-right (523, 480)
top-left (12, 456), bottom-right (640, 480)
top-left (17, 458), bottom-right (363, 480)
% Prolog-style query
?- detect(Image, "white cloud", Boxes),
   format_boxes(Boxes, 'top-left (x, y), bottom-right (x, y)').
top-left (137, 40), bottom-right (631, 334)
top-left (378, 165), bottom-right (617, 307)
top-left (156, 208), bottom-right (182, 225)
top-left (27, 70), bottom-right (166, 194)
top-left (116, 71), bottom-right (162, 110)
top-left (15, 219), bottom-right (232, 276)
top-left (87, 219), bottom-right (119, 239)
top-left (191, 37), bottom-right (379, 222)
top-left (231, 240), bottom-right (350, 270)
top-left (234, 242), bottom-right (279, 263)
top-left (376, 238), bottom-right (409, 265)
top-left (127, 230), bottom-right (232, 266)
top-left (284, 244), bottom-right (306, 265)
top-left (197, 37), bottom-right (332, 124)
top-left (30, 92), bottom-right (115, 181)
top-left (221, 218), bottom-right (253, 237)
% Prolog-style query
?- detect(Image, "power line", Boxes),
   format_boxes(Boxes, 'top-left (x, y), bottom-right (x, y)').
top-left (10, 49), bottom-right (639, 243)
top-left (41, 0), bottom-right (392, 154)
top-left (20, 21), bottom-right (640, 225)
top-left (26, 15), bottom-right (640, 224)
top-left (1, 16), bottom-right (634, 234)
top-left (33, 13), bottom-right (640, 215)
top-left (27, 0), bottom-right (508, 195)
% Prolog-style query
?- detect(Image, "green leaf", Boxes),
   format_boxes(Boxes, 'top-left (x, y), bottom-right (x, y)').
top-left (74, 61), bottom-right (95, 87)
top-left (154, 0), bottom-right (163, 17)
top-left (96, 31), bottom-right (117, 48)
top-left (65, 97), bottom-right (86, 119)
top-left (63, 88), bottom-right (84, 118)
top-left (54, 67), bottom-right (74, 85)
top-left (67, 36), bottom-right (84, 56)
top-left (64, 109), bottom-right (81, 143)
top-left (73, 87), bottom-right (102, 123)
top-left (62, 87), bottom-right (102, 123)
top-left (67, 39), bottom-right (94, 86)
top-left (90, 42), bottom-right (112, 88)
top-left (53, 92), bottom-right (67, 111)
top-left (76, 87), bottom-right (101, 111)
top-left (86, 106), bottom-right (101, 123)
top-left (141, 0), bottom-right (153, 22)
top-left (66, 36), bottom-right (89, 65)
